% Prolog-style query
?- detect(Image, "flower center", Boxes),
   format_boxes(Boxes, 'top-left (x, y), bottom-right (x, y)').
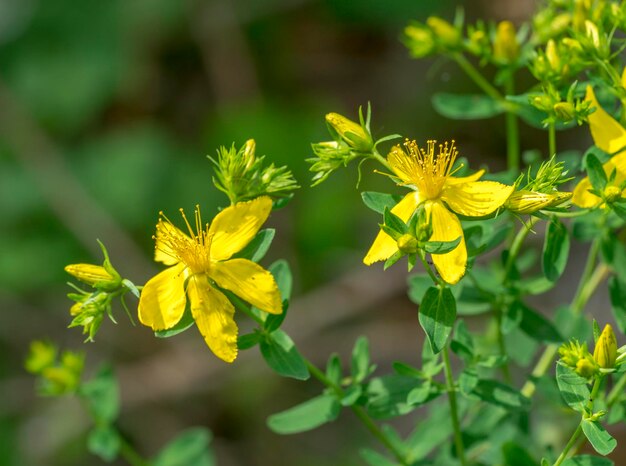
top-left (156, 206), bottom-right (213, 274)
top-left (390, 139), bottom-right (458, 199)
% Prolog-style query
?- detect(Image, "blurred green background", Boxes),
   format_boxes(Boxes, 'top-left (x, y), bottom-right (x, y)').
top-left (0, 1), bottom-right (563, 465)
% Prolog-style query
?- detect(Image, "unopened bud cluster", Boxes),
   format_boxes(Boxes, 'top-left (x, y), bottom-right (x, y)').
top-left (25, 341), bottom-right (84, 396)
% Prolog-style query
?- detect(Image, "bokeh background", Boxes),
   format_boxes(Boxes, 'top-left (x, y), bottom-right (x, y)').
top-left (0, 0), bottom-right (608, 465)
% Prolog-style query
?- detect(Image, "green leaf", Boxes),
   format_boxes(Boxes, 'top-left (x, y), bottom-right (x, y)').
top-left (326, 353), bottom-right (342, 385)
top-left (351, 336), bottom-right (372, 384)
top-left (366, 375), bottom-right (421, 419)
top-left (260, 330), bottom-right (309, 380)
top-left (556, 364), bottom-right (590, 412)
top-left (515, 301), bottom-right (563, 343)
top-left (267, 394), bottom-right (341, 434)
top-left (79, 365), bottom-right (119, 424)
top-left (153, 428), bottom-right (215, 466)
top-left (562, 455), bottom-right (614, 466)
top-left (470, 379), bottom-right (530, 411)
top-left (423, 236), bottom-right (461, 254)
top-left (585, 153), bottom-right (608, 192)
top-left (264, 260), bottom-right (293, 332)
top-left (233, 228), bottom-right (275, 262)
top-left (419, 286), bottom-right (456, 354)
top-left (155, 307), bottom-right (194, 338)
top-left (542, 219), bottom-right (570, 282)
top-left (502, 441), bottom-right (538, 466)
top-left (360, 448), bottom-right (400, 466)
top-left (87, 426), bottom-right (120, 462)
top-left (237, 332), bottom-right (262, 350)
top-left (340, 385), bottom-right (363, 407)
top-left (450, 320), bottom-right (474, 361)
top-left (432, 93), bottom-right (504, 120)
top-left (581, 419), bottom-right (617, 455)
top-left (608, 277), bottom-right (626, 334)
top-left (383, 207), bottom-right (408, 236)
top-left (361, 192), bottom-right (403, 214)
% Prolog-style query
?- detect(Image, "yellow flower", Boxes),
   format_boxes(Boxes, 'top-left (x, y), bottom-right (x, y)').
top-left (572, 81), bottom-right (626, 208)
top-left (138, 196), bottom-right (282, 363)
top-left (364, 140), bottom-right (513, 284)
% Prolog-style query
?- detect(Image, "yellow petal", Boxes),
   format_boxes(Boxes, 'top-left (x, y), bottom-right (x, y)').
top-left (210, 258), bottom-right (282, 314)
top-left (586, 85), bottom-right (626, 154)
top-left (209, 196), bottom-right (272, 261)
top-left (363, 191), bottom-right (421, 265)
top-left (441, 180), bottom-right (514, 217)
top-left (188, 274), bottom-right (238, 363)
top-left (445, 169), bottom-right (485, 185)
top-left (622, 67), bottom-right (626, 90)
top-left (572, 177), bottom-right (601, 208)
top-left (387, 145), bottom-right (415, 185)
top-left (154, 219), bottom-right (188, 266)
top-left (138, 263), bottom-right (187, 330)
top-left (425, 201), bottom-right (466, 285)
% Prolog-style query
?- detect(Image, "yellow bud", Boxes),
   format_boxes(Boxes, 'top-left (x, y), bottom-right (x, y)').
top-left (242, 139), bottom-right (256, 169)
top-left (594, 324), bottom-right (617, 369)
top-left (585, 20), bottom-right (601, 49)
top-left (397, 234), bottom-right (418, 254)
top-left (65, 263), bottom-right (121, 290)
top-left (531, 95), bottom-right (555, 112)
top-left (546, 40), bottom-right (560, 71)
top-left (404, 24), bottom-right (435, 58)
top-left (493, 21), bottom-right (520, 64)
top-left (576, 357), bottom-right (598, 378)
top-left (426, 16), bottom-right (461, 48)
top-left (25, 341), bottom-right (57, 374)
top-left (553, 102), bottom-right (575, 121)
top-left (70, 302), bottom-right (83, 316)
top-left (604, 185), bottom-right (622, 203)
top-left (505, 190), bottom-right (572, 214)
top-left (325, 113), bottom-right (372, 152)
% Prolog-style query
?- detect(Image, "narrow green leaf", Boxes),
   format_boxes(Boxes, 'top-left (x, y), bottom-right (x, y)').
top-left (340, 385), bottom-right (362, 407)
top-left (351, 336), bottom-right (371, 384)
top-left (233, 229), bottom-right (275, 262)
top-left (419, 286), bottom-right (457, 354)
top-left (562, 455), bottom-right (614, 466)
top-left (556, 364), bottom-right (590, 412)
top-left (470, 379), bottom-right (530, 411)
top-left (608, 277), bottom-right (626, 334)
top-left (542, 219), bottom-right (570, 282)
top-left (432, 93), bottom-right (504, 120)
top-left (423, 236), bottom-right (461, 254)
top-left (267, 394), bottom-right (341, 434)
top-left (326, 353), bottom-right (342, 385)
top-left (585, 153), bottom-right (608, 192)
top-left (264, 260), bottom-right (293, 332)
top-left (79, 365), bottom-right (119, 424)
top-left (153, 428), bottom-right (215, 466)
top-left (581, 419), bottom-right (617, 455)
top-left (87, 426), bottom-right (120, 462)
top-left (360, 448), bottom-right (400, 466)
top-left (260, 330), bottom-right (309, 380)
top-left (237, 332), bottom-right (262, 350)
top-left (361, 192), bottom-right (403, 214)
top-left (383, 207), bottom-right (408, 236)
top-left (516, 301), bottom-right (563, 343)
top-left (366, 375), bottom-right (421, 419)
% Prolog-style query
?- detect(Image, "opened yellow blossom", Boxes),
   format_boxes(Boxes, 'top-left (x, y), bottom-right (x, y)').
top-left (138, 196), bottom-right (282, 363)
top-left (364, 140), bottom-right (513, 284)
top-left (573, 79), bottom-right (626, 208)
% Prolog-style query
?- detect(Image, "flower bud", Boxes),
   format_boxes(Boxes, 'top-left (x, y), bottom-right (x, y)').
top-left (25, 341), bottom-right (57, 374)
top-left (553, 102), bottom-right (576, 122)
top-left (505, 190), bottom-right (572, 214)
top-left (404, 24), bottom-right (435, 58)
top-left (426, 16), bottom-right (461, 49)
top-left (594, 324), bottom-right (618, 369)
top-left (64, 264), bottom-right (121, 291)
top-left (576, 357), bottom-right (598, 378)
top-left (493, 21), bottom-right (520, 64)
top-left (325, 113), bottom-right (373, 152)
top-left (531, 95), bottom-right (555, 112)
top-left (397, 234), bottom-right (418, 254)
top-left (546, 40), bottom-right (560, 72)
top-left (242, 139), bottom-right (256, 170)
top-left (603, 186), bottom-right (622, 203)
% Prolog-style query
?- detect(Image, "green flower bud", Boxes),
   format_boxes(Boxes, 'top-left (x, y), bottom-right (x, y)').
top-left (594, 324), bottom-right (618, 369)
top-left (25, 341), bottom-right (57, 374)
top-left (404, 24), bottom-right (435, 58)
top-left (604, 185), bottom-right (622, 203)
top-left (65, 263), bottom-right (121, 291)
top-left (397, 234), bottom-right (419, 254)
top-left (325, 113), bottom-right (373, 152)
top-left (576, 357), bottom-right (598, 378)
top-left (531, 95), bottom-right (555, 112)
top-left (426, 16), bottom-right (461, 49)
top-left (553, 102), bottom-right (576, 122)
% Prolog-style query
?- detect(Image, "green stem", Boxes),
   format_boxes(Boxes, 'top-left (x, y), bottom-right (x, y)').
top-left (504, 217), bottom-right (539, 277)
top-left (495, 308), bottom-right (513, 384)
top-left (607, 371), bottom-right (626, 407)
top-left (548, 121), bottom-right (556, 157)
top-left (443, 347), bottom-right (467, 466)
top-left (371, 147), bottom-right (392, 171)
top-left (119, 437), bottom-right (151, 466)
top-left (504, 74), bottom-right (520, 172)
top-left (521, 240), bottom-right (607, 398)
top-left (232, 295), bottom-right (409, 465)
top-left (419, 251), bottom-right (443, 286)
top-left (452, 54), bottom-right (504, 102)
